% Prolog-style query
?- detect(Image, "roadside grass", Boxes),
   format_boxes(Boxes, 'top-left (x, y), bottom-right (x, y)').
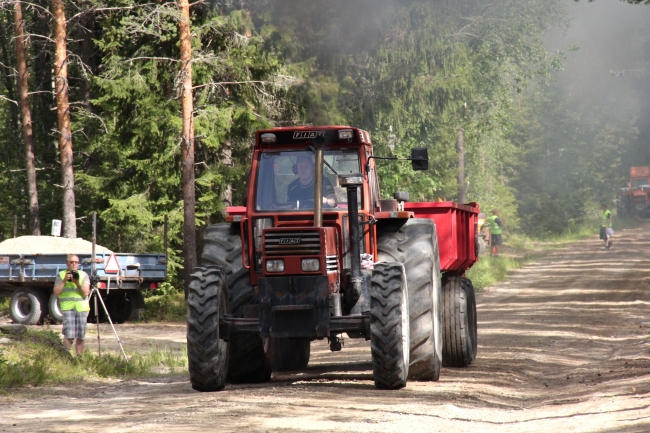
top-left (142, 283), bottom-right (186, 322)
top-left (467, 215), bottom-right (647, 290)
top-left (0, 329), bottom-right (187, 390)
top-left (0, 297), bottom-right (8, 316)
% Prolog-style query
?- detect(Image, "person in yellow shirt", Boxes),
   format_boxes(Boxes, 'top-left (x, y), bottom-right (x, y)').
top-left (53, 255), bottom-right (91, 355)
top-left (600, 203), bottom-right (613, 250)
top-left (486, 209), bottom-right (503, 257)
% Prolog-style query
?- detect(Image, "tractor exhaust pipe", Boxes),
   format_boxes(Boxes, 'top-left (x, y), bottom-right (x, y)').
top-left (314, 146), bottom-right (324, 228)
top-left (340, 174), bottom-right (364, 302)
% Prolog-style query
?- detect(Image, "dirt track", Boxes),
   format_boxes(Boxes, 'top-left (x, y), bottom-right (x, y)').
top-left (3, 226), bottom-right (650, 432)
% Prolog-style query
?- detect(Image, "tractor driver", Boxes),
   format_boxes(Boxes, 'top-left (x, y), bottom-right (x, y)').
top-left (287, 154), bottom-right (337, 209)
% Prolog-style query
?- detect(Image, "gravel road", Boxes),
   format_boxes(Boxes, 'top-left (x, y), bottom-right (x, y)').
top-left (2, 226), bottom-right (650, 432)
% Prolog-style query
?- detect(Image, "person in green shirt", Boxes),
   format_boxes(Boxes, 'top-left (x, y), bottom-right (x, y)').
top-left (600, 203), bottom-right (613, 250)
top-left (486, 209), bottom-right (503, 257)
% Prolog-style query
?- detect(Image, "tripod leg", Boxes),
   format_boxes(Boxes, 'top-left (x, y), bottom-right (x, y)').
top-left (94, 288), bottom-right (128, 361)
top-left (94, 290), bottom-right (101, 356)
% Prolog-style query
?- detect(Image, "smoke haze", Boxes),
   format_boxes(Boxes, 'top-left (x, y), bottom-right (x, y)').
top-left (550, 0), bottom-right (650, 168)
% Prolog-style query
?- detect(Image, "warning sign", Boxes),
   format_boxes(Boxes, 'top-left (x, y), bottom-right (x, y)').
top-left (104, 254), bottom-right (120, 274)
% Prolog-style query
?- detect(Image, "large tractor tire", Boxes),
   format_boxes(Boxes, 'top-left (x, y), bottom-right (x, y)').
top-left (10, 288), bottom-right (48, 325)
top-left (48, 292), bottom-right (63, 324)
top-left (187, 266), bottom-right (229, 392)
top-left (370, 262), bottom-right (410, 390)
top-left (201, 223), bottom-right (272, 384)
top-left (377, 218), bottom-right (442, 381)
top-left (442, 276), bottom-right (478, 367)
top-left (271, 338), bottom-right (311, 372)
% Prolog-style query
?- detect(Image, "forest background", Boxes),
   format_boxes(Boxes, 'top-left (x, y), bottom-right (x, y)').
top-left (0, 0), bottom-right (648, 284)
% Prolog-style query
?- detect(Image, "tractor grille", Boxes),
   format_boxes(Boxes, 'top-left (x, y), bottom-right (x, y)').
top-left (326, 255), bottom-right (338, 272)
top-left (264, 231), bottom-right (321, 256)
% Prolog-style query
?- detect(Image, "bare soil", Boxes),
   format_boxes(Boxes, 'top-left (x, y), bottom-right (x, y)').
top-left (2, 226), bottom-right (650, 432)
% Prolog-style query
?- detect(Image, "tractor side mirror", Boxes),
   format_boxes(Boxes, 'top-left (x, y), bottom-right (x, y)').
top-left (411, 147), bottom-right (428, 171)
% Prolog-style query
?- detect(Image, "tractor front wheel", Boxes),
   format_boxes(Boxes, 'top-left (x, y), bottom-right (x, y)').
top-left (187, 266), bottom-right (229, 392)
top-left (201, 223), bottom-right (272, 384)
top-left (370, 262), bottom-right (410, 390)
top-left (270, 338), bottom-right (311, 372)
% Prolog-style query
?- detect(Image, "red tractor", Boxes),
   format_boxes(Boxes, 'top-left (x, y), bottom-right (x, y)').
top-left (617, 166), bottom-right (650, 218)
top-left (187, 126), bottom-right (480, 391)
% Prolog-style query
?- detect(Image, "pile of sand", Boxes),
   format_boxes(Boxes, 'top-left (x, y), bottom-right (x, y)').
top-left (0, 236), bottom-right (113, 255)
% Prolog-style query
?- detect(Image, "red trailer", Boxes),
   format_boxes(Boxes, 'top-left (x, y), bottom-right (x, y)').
top-left (187, 126), bottom-right (480, 391)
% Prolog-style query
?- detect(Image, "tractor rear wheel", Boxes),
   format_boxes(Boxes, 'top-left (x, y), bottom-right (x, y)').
top-left (377, 218), bottom-right (442, 381)
top-left (370, 262), bottom-right (410, 390)
top-left (201, 223), bottom-right (272, 384)
top-left (271, 338), bottom-right (311, 372)
top-left (187, 266), bottom-right (229, 392)
top-left (442, 276), bottom-right (478, 367)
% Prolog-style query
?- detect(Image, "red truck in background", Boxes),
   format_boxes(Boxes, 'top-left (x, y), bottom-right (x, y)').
top-left (617, 166), bottom-right (650, 218)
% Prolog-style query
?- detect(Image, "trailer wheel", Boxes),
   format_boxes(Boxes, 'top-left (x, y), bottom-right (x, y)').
top-left (105, 291), bottom-right (133, 324)
top-left (377, 218), bottom-right (442, 381)
top-left (48, 292), bottom-right (63, 324)
top-left (9, 288), bottom-right (47, 325)
top-left (370, 262), bottom-right (410, 390)
top-left (201, 223), bottom-right (271, 384)
top-left (270, 338), bottom-right (310, 372)
top-left (187, 266), bottom-right (229, 392)
top-left (128, 291), bottom-right (145, 322)
top-left (442, 276), bottom-right (478, 367)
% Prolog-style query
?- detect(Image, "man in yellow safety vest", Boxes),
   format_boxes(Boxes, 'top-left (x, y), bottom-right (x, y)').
top-left (53, 254), bottom-right (90, 355)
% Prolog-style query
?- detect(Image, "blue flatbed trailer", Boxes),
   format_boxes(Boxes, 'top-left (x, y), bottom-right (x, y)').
top-left (0, 251), bottom-right (167, 325)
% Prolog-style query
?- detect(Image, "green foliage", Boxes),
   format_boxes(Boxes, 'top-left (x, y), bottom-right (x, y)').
top-left (466, 255), bottom-right (523, 290)
top-left (512, 81), bottom-right (639, 236)
top-left (257, 0), bottom-right (568, 214)
top-left (5, 0), bottom-right (646, 285)
top-left (142, 288), bottom-right (186, 323)
top-left (0, 330), bottom-right (187, 389)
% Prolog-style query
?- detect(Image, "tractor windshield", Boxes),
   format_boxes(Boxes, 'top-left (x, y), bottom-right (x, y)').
top-left (255, 149), bottom-right (362, 211)
top-left (631, 179), bottom-right (650, 188)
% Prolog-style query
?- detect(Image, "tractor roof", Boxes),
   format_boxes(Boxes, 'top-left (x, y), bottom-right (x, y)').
top-left (255, 126), bottom-right (372, 147)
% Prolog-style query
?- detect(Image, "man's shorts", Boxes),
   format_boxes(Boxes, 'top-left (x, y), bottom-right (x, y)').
top-left (600, 227), bottom-right (609, 241)
top-left (62, 310), bottom-right (89, 340)
top-left (490, 234), bottom-right (502, 246)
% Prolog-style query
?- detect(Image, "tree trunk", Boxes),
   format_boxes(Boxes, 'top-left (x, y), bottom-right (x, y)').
top-left (14, 1), bottom-right (41, 236)
top-left (53, 0), bottom-right (77, 238)
top-left (179, 0), bottom-right (196, 292)
top-left (456, 127), bottom-right (466, 204)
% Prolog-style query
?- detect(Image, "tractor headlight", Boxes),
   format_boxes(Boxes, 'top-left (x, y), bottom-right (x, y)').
top-left (266, 259), bottom-right (285, 273)
top-left (338, 129), bottom-right (354, 140)
top-left (301, 258), bottom-right (320, 272)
